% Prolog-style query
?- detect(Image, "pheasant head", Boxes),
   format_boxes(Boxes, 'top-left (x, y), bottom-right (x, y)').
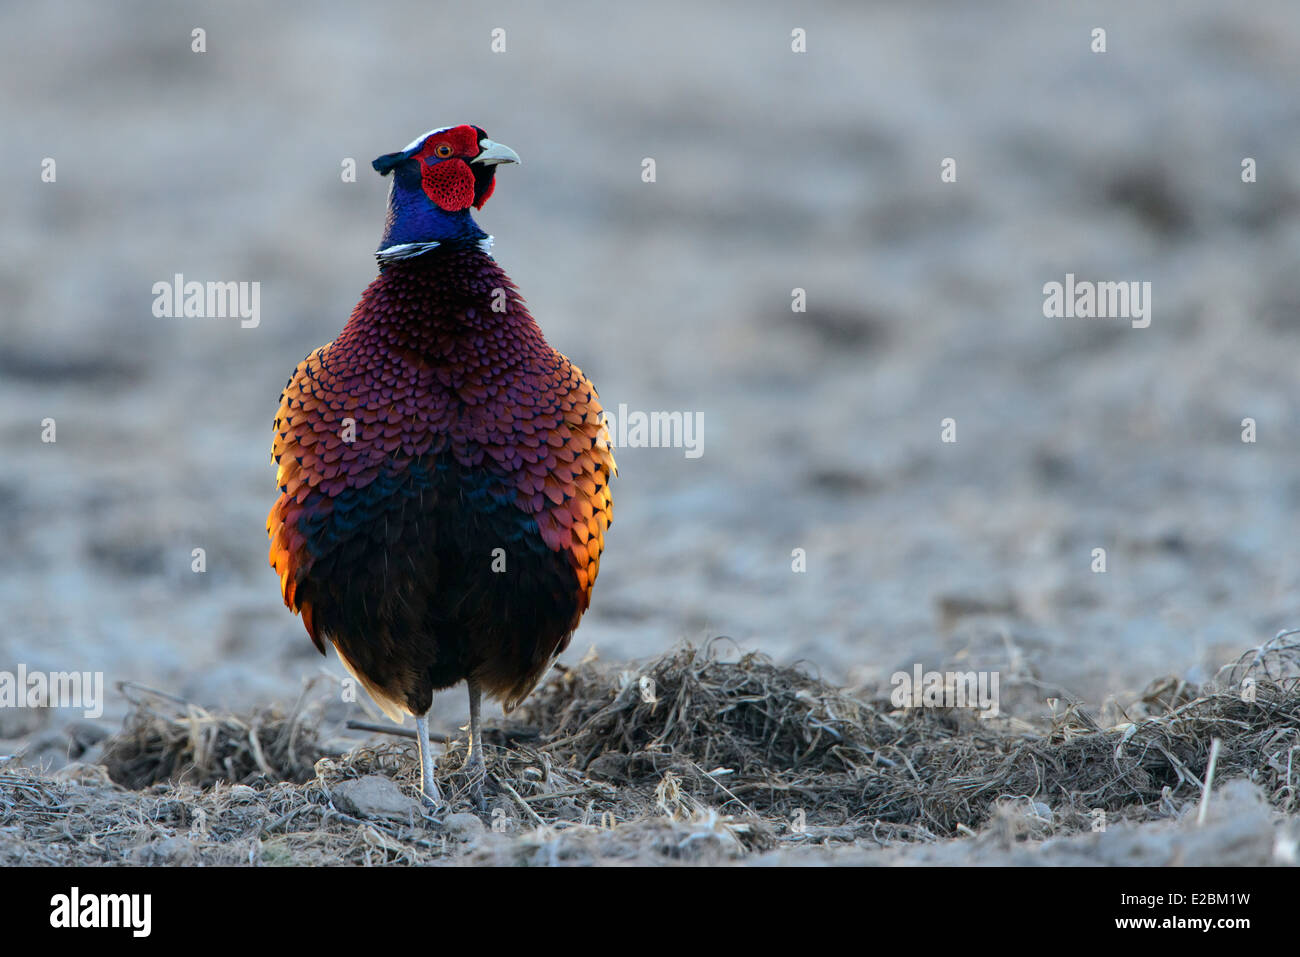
top-left (371, 124), bottom-right (520, 260)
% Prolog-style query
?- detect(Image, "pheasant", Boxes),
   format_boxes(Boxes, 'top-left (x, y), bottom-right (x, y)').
top-left (267, 125), bottom-right (615, 805)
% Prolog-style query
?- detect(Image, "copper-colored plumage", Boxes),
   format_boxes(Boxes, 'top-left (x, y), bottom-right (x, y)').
top-left (268, 247), bottom-right (614, 722)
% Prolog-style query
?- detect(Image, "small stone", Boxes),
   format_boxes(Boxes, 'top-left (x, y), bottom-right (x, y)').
top-left (445, 812), bottom-right (486, 840)
top-left (330, 775), bottom-right (418, 820)
top-left (132, 835), bottom-right (196, 865)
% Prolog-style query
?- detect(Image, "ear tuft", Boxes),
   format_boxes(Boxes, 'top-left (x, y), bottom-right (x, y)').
top-left (372, 152), bottom-right (409, 176)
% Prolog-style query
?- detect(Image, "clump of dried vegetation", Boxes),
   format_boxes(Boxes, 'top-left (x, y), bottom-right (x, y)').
top-left (2, 635), bottom-right (1298, 865)
top-left (100, 683), bottom-right (328, 789)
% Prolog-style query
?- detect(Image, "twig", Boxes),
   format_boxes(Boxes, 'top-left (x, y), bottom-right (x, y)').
top-left (247, 726), bottom-right (274, 778)
top-left (346, 720), bottom-right (450, 744)
top-left (261, 803), bottom-right (314, 837)
top-left (521, 787), bottom-right (604, 803)
top-left (118, 681), bottom-right (191, 708)
top-left (687, 758), bottom-right (762, 819)
top-left (496, 776), bottom-right (549, 829)
top-left (1196, 738), bottom-right (1221, 826)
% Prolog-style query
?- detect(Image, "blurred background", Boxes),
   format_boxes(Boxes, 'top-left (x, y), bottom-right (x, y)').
top-left (3, 1), bottom-right (1298, 754)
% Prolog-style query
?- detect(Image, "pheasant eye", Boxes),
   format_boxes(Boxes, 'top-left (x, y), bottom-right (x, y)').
top-left (433, 143), bottom-right (453, 158)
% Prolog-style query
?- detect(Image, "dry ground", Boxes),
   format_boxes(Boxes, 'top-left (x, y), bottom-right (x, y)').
top-left (4, 636), bottom-right (1298, 866)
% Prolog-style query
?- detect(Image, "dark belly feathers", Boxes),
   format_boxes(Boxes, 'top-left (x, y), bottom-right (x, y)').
top-left (294, 453), bottom-right (582, 716)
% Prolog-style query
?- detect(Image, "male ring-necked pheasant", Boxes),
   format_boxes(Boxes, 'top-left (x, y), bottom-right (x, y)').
top-left (267, 125), bottom-right (615, 805)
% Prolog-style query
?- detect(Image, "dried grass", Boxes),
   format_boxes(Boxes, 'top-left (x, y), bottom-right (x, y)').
top-left (100, 681), bottom-right (329, 788)
top-left (3, 633), bottom-right (1298, 865)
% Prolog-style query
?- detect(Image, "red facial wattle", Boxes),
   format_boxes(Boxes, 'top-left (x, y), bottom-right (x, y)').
top-left (421, 159), bottom-right (476, 211)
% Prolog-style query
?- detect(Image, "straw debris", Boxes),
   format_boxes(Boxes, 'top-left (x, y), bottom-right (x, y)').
top-left (3, 633), bottom-right (1298, 865)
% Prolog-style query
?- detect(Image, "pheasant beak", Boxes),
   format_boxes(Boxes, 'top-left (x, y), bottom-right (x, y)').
top-left (473, 139), bottom-right (521, 166)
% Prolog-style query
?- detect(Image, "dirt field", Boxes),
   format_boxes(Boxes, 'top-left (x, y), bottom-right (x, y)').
top-left (4, 638), bottom-right (1299, 865)
top-left (2, 0), bottom-right (1299, 865)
